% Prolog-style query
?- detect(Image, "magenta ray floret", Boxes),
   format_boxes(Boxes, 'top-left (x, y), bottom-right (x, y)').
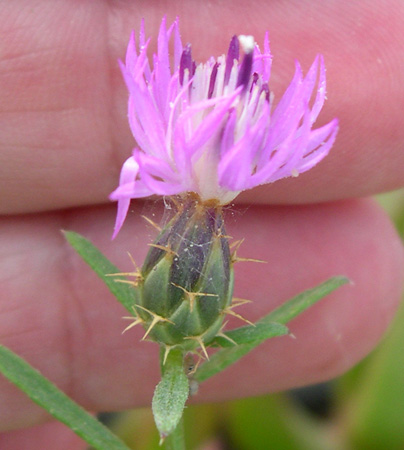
top-left (110, 17), bottom-right (338, 238)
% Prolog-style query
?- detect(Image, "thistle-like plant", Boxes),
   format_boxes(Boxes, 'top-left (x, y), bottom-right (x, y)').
top-left (0, 17), bottom-right (345, 450)
top-left (106, 16), bottom-right (340, 444)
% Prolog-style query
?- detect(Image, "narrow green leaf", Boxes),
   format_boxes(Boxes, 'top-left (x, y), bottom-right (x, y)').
top-left (194, 343), bottom-right (259, 383)
top-left (195, 276), bottom-right (349, 383)
top-left (152, 349), bottom-right (189, 442)
top-left (63, 230), bottom-right (138, 314)
top-left (212, 322), bottom-right (288, 347)
top-left (0, 345), bottom-right (131, 450)
top-left (262, 275), bottom-right (349, 326)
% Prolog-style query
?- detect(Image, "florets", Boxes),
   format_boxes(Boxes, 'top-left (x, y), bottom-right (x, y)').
top-left (109, 18), bottom-right (338, 238)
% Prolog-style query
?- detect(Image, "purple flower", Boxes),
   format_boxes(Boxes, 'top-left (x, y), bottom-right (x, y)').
top-left (110, 17), bottom-right (338, 238)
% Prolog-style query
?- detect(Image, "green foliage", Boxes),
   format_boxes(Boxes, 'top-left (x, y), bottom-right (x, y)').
top-left (152, 349), bottom-right (189, 443)
top-left (264, 275), bottom-right (349, 325)
top-left (0, 346), bottom-right (131, 450)
top-left (0, 229), bottom-right (351, 450)
top-left (194, 276), bottom-right (349, 383)
top-left (213, 321), bottom-right (289, 347)
top-left (63, 231), bottom-right (138, 313)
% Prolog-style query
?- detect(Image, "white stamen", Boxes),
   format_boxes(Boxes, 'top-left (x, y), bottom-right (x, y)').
top-left (291, 169), bottom-right (299, 177)
top-left (238, 35), bottom-right (255, 54)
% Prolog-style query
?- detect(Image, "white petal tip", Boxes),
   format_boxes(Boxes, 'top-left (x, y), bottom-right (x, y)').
top-left (238, 35), bottom-right (255, 54)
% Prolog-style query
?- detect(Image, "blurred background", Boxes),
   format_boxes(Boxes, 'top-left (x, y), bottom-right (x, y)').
top-left (101, 189), bottom-right (404, 450)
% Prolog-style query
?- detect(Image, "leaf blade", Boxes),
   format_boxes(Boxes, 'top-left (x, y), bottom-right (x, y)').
top-left (64, 230), bottom-right (138, 314)
top-left (152, 349), bottom-right (189, 442)
top-left (195, 276), bottom-right (349, 383)
top-left (262, 275), bottom-right (350, 326)
top-left (213, 322), bottom-right (288, 347)
top-left (0, 345), bottom-right (131, 450)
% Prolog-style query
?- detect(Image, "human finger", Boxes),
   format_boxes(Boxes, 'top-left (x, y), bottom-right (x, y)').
top-left (0, 199), bottom-right (402, 430)
top-left (1, 0), bottom-right (404, 213)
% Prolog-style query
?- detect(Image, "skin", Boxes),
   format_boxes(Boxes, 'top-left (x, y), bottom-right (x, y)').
top-left (0, 0), bottom-right (403, 447)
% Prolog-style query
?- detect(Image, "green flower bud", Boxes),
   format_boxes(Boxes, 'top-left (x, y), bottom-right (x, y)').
top-left (135, 198), bottom-right (234, 353)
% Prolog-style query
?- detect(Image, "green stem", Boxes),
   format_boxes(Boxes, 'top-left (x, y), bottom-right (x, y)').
top-left (164, 418), bottom-right (186, 450)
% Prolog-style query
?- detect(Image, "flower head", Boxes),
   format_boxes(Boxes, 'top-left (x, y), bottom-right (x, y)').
top-left (110, 17), bottom-right (338, 238)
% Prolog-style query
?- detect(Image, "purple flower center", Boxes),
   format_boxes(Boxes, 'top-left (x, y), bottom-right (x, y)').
top-left (224, 35), bottom-right (240, 85)
top-left (179, 43), bottom-right (195, 85)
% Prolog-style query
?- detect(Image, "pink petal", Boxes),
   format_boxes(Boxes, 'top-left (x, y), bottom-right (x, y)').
top-left (310, 55), bottom-right (326, 123)
top-left (110, 157), bottom-right (139, 239)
